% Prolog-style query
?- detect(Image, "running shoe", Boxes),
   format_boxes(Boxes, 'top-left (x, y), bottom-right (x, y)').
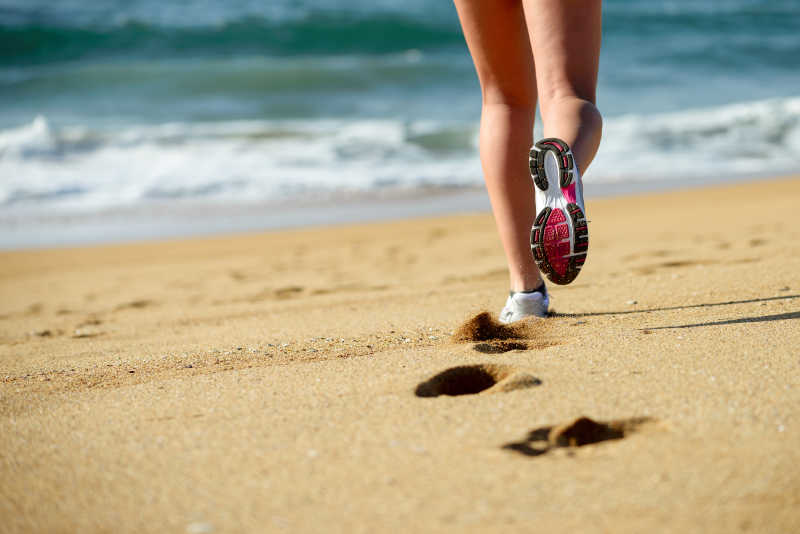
top-left (529, 138), bottom-right (588, 285)
top-left (499, 287), bottom-right (549, 324)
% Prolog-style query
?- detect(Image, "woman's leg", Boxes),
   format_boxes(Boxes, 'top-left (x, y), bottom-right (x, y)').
top-left (522, 0), bottom-right (603, 173)
top-left (453, 0), bottom-right (542, 292)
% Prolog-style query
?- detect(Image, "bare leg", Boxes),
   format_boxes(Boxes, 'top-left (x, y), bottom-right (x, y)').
top-left (454, 0), bottom-right (602, 293)
top-left (453, 0), bottom-right (542, 292)
top-left (523, 0), bottom-right (603, 173)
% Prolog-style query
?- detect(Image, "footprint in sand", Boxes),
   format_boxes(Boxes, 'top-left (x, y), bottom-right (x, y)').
top-left (311, 283), bottom-right (388, 296)
top-left (72, 327), bottom-right (104, 339)
top-left (244, 286), bottom-right (304, 302)
top-left (29, 328), bottom-right (56, 337)
top-left (442, 268), bottom-right (507, 285)
top-left (451, 311), bottom-right (560, 353)
top-left (472, 341), bottom-right (529, 354)
top-left (502, 416), bottom-right (654, 457)
top-left (273, 286), bottom-right (304, 299)
top-left (622, 249), bottom-right (672, 262)
top-left (426, 227), bottom-right (448, 242)
top-left (114, 299), bottom-right (155, 311)
top-left (634, 259), bottom-right (716, 276)
top-left (415, 364), bottom-right (541, 397)
top-left (228, 270), bottom-right (249, 282)
top-left (77, 317), bottom-right (102, 327)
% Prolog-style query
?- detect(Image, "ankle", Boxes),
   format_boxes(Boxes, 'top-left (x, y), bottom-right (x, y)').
top-left (510, 276), bottom-right (544, 293)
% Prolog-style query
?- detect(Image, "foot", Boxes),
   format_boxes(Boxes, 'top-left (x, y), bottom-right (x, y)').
top-left (499, 286), bottom-right (549, 324)
top-left (529, 138), bottom-right (589, 285)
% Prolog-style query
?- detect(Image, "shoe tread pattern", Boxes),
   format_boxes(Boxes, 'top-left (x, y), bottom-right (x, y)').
top-left (531, 204), bottom-right (587, 285)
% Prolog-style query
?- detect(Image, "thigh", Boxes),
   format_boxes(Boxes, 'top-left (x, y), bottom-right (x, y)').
top-left (453, 0), bottom-right (537, 108)
top-left (522, 0), bottom-right (601, 106)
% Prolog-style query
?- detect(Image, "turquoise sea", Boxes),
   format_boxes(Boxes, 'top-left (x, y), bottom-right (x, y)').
top-left (1, 0), bottom-right (799, 246)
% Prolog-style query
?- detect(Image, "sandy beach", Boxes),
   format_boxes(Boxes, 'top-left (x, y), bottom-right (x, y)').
top-left (1, 177), bottom-right (799, 533)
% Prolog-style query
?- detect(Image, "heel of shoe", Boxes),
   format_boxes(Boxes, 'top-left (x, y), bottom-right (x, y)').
top-left (533, 138), bottom-right (575, 188)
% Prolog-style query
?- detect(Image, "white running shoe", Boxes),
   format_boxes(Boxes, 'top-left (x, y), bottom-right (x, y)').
top-left (499, 288), bottom-right (550, 324)
top-left (529, 138), bottom-right (589, 285)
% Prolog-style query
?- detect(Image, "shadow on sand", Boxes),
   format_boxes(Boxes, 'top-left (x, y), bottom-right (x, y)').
top-left (643, 310), bottom-right (800, 330)
top-left (551, 294), bottom-right (798, 318)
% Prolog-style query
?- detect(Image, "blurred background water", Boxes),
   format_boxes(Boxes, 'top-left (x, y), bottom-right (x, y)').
top-left (1, 0), bottom-right (799, 246)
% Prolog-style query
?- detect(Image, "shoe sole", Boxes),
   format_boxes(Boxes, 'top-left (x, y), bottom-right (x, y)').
top-left (529, 138), bottom-right (588, 285)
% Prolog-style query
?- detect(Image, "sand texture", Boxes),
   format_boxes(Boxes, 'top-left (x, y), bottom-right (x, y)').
top-left (2, 177), bottom-right (799, 533)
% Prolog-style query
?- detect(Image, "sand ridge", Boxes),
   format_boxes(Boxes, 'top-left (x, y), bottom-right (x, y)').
top-left (451, 310), bottom-right (562, 353)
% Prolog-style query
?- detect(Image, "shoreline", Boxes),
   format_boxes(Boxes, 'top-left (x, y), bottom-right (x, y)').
top-left (1, 172), bottom-right (796, 251)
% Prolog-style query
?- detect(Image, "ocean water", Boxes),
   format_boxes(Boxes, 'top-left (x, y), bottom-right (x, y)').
top-left (1, 0), bottom-right (799, 245)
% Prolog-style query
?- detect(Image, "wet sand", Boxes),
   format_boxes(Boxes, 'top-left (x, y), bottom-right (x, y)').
top-left (1, 177), bottom-right (799, 532)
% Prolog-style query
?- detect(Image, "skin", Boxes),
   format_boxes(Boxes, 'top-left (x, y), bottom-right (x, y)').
top-left (453, 0), bottom-right (603, 292)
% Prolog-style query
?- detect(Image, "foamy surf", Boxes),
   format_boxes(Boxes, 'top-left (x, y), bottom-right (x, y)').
top-left (0, 116), bottom-right (480, 210)
top-left (594, 96), bottom-right (800, 181)
top-left (2, 96), bottom-right (799, 213)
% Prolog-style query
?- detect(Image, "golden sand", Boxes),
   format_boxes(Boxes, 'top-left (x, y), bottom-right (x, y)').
top-left (1, 177), bottom-right (799, 532)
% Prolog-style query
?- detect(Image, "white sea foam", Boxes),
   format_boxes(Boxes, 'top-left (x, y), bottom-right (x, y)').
top-left (592, 96), bottom-right (800, 181)
top-left (0, 116), bottom-right (480, 211)
top-left (1, 96), bottom-right (799, 214)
